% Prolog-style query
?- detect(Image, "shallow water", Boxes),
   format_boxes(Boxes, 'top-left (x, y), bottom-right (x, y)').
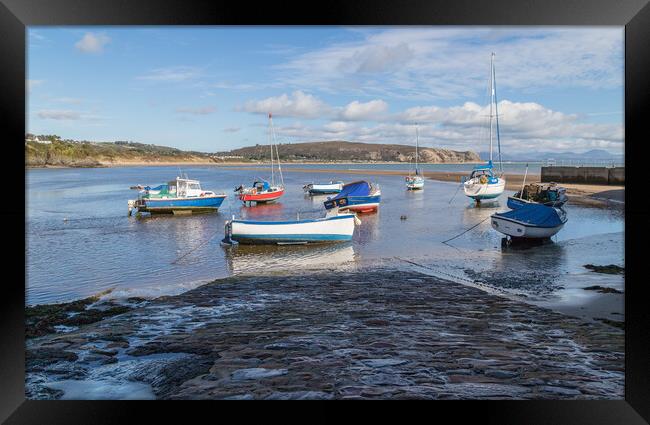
top-left (26, 166), bottom-right (624, 306)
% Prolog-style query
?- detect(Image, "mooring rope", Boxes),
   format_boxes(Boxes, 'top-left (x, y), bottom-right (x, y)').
top-left (171, 227), bottom-right (223, 264)
top-left (441, 215), bottom-right (492, 245)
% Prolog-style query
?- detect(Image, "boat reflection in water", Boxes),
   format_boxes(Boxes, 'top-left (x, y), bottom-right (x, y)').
top-left (238, 202), bottom-right (284, 220)
top-left (224, 242), bottom-right (356, 275)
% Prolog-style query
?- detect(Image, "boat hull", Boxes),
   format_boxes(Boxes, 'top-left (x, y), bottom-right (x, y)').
top-left (137, 194), bottom-right (226, 213)
top-left (338, 195), bottom-right (381, 213)
top-left (507, 196), bottom-right (568, 210)
top-left (240, 189), bottom-right (285, 203)
top-left (464, 178), bottom-right (505, 200)
top-left (230, 214), bottom-right (355, 244)
top-left (491, 215), bottom-right (565, 238)
top-left (305, 183), bottom-right (343, 195)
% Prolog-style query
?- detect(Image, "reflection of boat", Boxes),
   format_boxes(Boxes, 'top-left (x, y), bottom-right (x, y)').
top-left (464, 53), bottom-right (505, 203)
top-left (491, 203), bottom-right (567, 239)
top-left (224, 243), bottom-right (356, 274)
top-left (405, 124), bottom-right (424, 190)
top-left (324, 181), bottom-right (381, 213)
top-left (128, 176), bottom-right (226, 215)
top-left (508, 182), bottom-right (568, 209)
top-left (235, 113), bottom-right (284, 205)
top-left (303, 181), bottom-right (344, 195)
top-left (222, 209), bottom-right (359, 245)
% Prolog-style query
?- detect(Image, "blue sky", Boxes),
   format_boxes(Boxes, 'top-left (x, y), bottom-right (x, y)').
top-left (27, 27), bottom-right (624, 155)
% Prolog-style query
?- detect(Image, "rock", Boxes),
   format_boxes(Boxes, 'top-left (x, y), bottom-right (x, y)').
top-left (361, 358), bottom-right (408, 368)
top-left (231, 368), bottom-right (288, 381)
top-left (540, 386), bottom-right (582, 396)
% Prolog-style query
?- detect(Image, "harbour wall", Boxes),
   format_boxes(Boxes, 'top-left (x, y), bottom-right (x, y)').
top-left (541, 166), bottom-right (624, 185)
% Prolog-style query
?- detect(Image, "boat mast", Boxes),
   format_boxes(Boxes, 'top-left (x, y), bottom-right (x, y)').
top-left (492, 53), bottom-right (503, 174)
top-left (489, 52), bottom-right (494, 163)
top-left (269, 112), bottom-right (284, 187)
top-left (269, 113), bottom-right (274, 186)
top-left (415, 123), bottom-right (419, 175)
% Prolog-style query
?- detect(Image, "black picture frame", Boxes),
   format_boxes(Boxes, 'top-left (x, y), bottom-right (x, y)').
top-left (2, 0), bottom-right (649, 422)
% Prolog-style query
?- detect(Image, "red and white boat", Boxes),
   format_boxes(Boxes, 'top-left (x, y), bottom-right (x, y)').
top-left (235, 113), bottom-right (285, 205)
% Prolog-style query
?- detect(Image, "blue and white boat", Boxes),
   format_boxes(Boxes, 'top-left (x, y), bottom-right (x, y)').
top-left (464, 52), bottom-right (506, 203)
top-left (507, 182), bottom-right (568, 209)
top-left (222, 209), bottom-right (359, 245)
top-left (324, 180), bottom-right (381, 213)
top-left (128, 176), bottom-right (226, 215)
top-left (491, 203), bottom-right (567, 239)
top-left (303, 181), bottom-right (344, 195)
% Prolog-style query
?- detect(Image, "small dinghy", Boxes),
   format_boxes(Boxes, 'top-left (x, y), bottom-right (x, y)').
top-left (221, 209), bottom-right (359, 245)
top-left (128, 176), bottom-right (226, 215)
top-left (508, 182), bottom-right (568, 209)
top-left (491, 203), bottom-right (567, 239)
top-left (324, 180), bottom-right (381, 213)
top-left (303, 181), bottom-right (344, 195)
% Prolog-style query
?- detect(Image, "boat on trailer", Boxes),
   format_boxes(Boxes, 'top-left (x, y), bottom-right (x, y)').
top-left (235, 113), bottom-right (285, 205)
top-left (491, 203), bottom-right (567, 240)
top-left (463, 52), bottom-right (506, 203)
top-left (128, 176), bottom-right (226, 215)
top-left (222, 209), bottom-right (359, 245)
top-left (303, 181), bottom-right (344, 195)
top-left (324, 180), bottom-right (381, 213)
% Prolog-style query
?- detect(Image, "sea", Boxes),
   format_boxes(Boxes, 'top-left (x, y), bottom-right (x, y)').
top-left (26, 164), bottom-right (624, 310)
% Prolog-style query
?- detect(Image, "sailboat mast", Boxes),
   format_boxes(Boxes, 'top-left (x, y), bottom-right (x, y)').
top-left (269, 113), bottom-right (274, 186)
top-left (489, 52), bottom-right (494, 163)
top-left (415, 123), bottom-right (419, 173)
top-left (492, 53), bottom-right (503, 174)
top-left (269, 113), bottom-right (284, 187)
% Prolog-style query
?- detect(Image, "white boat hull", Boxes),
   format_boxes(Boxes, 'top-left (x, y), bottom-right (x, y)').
top-left (464, 177), bottom-right (505, 200)
top-left (305, 182), bottom-right (343, 194)
top-left (491, 214), bottom-right (566, 238)
top-left (230, 213), bottom-right (356, 244)
top-left (405, 177), bottom-right (424, 190)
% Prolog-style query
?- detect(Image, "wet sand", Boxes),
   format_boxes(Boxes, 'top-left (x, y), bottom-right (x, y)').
top-left (26, 269), bottom-right (623, 400)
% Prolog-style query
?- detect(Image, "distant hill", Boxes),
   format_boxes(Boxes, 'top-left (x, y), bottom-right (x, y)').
top-left (25, 139), bottom-right (218, 167)
top-left (224, 141), bottom-right (480, 163)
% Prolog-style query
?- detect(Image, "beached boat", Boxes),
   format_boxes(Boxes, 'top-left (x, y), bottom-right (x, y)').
top-left (491, 203), bottom-right (567, 239)
top-left (324, 180), bottom-right (381, 213)
top-left (508, 182), bottom-right (568, 209)
top-left (464, 52), bottom-right (506, 203)
top-left (405, 124), bottom-right (425, 190)
top-left (221, 209), bottom-right (359, 245)
top-left (128, 176), bottom-right (226, 215)
top-left (303, 181), bottom-right (344, 195)
top-left (235, 113), bottom-right (285, 205)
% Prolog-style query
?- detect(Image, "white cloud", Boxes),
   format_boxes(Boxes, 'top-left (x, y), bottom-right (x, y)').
top-left (175, 106), bottom-right (216, 115)
top-left (275, 28), bottom-right (623, 100)
top-left (137, 66), bottom-right (202, 82)
top-left (260, 98), bottom-right (622, 155)
top-left (75, 32), bottom-right (110, 54)
top-left (26, 79), bottom-right (44, 93)
top-left (241, 91), bottom-right (330, 119)
top-left (339, 99), bottom-right (388, 121)
top-left (37, 110), bottom-right (83, 120)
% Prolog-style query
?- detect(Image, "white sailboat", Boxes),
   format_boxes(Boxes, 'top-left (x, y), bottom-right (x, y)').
top-left (405, 124), bottom-right (424, 190)
top-left (463, 52), bottom-right (506, 203)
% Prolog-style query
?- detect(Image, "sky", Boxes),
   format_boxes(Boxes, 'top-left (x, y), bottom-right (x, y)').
top-left (27, 26), bottom-right (624, 155)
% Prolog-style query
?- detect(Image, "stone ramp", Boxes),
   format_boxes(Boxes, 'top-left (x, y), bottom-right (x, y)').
top-left (26, 270), bottom-right (624, 400)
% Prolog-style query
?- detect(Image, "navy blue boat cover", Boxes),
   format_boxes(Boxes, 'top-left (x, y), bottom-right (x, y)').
top-left (331, 181), bottom-right (371, 200)
top-left (495, 204), bottom-right (564, 228)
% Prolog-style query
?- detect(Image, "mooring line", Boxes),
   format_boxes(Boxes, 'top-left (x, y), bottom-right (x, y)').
top-left (171, 228), bottom-right (222, 265)
top-left (440, 215), bottom-right (492, 245)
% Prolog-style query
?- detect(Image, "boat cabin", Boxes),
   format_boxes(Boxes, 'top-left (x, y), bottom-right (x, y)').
top-left (251, 180), bottom-right (280, 193)
top-left (174, 178), bottom-right (204, 197)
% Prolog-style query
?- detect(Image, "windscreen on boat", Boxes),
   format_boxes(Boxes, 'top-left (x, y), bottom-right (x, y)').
top-left (332, 181), bottom-right (371, 199)
top-left (496, 204), bottom-right (564, 227)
